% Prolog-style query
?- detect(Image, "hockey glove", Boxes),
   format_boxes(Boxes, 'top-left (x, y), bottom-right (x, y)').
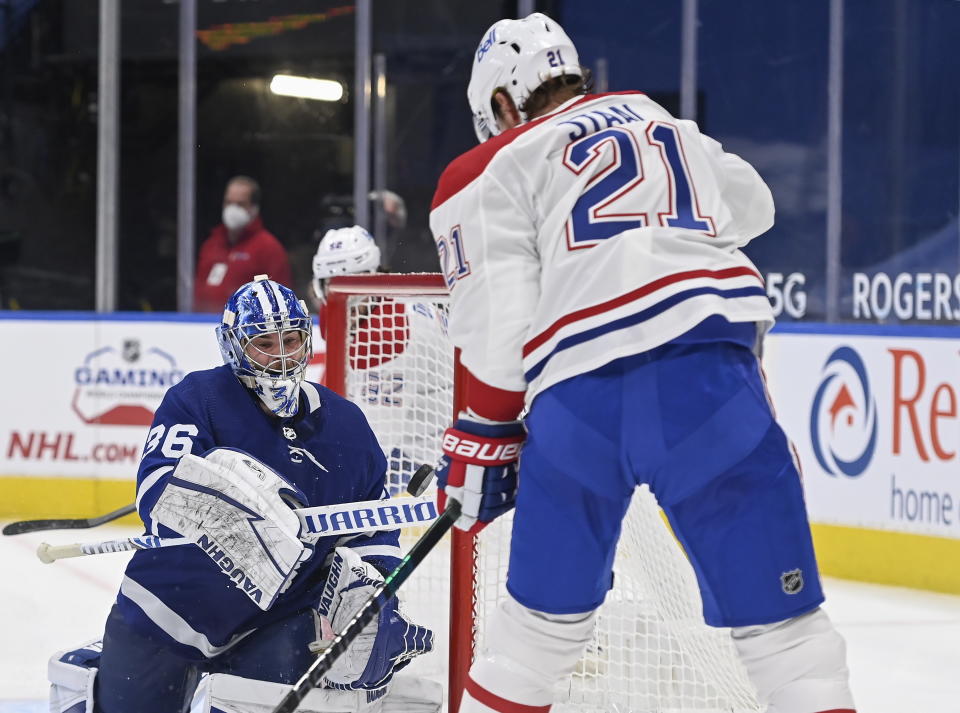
top-left (437, 418), bottom-right (525, 534)
top-left (150, 448), bottom-right (313, 611)
top-left (312, 547), bottom-right (434, 690)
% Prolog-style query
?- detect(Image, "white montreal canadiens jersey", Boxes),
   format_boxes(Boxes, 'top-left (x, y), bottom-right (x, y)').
top-left (430, 91), bottom-right (776, 408)
top-left (345, 299), bottom-right (453, 493)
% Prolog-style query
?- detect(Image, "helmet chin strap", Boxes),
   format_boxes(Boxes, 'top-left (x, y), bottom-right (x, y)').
top-left (241, 374), bottom-right (302, 418)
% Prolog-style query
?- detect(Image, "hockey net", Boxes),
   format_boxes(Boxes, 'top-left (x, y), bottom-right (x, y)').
top-left (323, 274), bottom-right (760, 713)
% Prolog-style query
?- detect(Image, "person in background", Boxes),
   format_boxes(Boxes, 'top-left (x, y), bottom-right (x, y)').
top-left (194, 176), bottom-right (292, 312)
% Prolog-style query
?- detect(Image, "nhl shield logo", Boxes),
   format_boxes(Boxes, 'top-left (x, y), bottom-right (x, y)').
top-left (122, 339), bottom-right (141, 363)
top-left (781, 569), bottom-right (804, 595)
top-left (283, 427), bottom-right (297, 441)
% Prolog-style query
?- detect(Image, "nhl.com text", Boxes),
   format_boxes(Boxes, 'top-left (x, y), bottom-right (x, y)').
top-left (6, 431), bottom-right (140, 464)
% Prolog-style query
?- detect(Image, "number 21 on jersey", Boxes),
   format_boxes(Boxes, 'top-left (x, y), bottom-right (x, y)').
top-left (437, 224), bottom-right (471, 289)
top-left (564, 123), bottom-right (716, 249)
top-left (437, 121), bottom-right (717, 286)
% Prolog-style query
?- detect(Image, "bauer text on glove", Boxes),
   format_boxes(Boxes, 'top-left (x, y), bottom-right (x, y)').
top-left (436, 418), bottom-right (525, 533)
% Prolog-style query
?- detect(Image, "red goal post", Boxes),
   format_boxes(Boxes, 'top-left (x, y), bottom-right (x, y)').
top-left (322, 273), bottom-right (475, 711)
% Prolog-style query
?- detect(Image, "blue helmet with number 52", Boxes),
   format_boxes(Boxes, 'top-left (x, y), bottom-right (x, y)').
top-left (467, 12), bottom-right (581, 143)
top-left (216, 275), bottom-right (313, 418)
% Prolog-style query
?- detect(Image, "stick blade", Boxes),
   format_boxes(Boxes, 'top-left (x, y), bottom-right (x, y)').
top-left (3, 522), bottom-right (31, 536)
top-left (2, 504), bottom-right (136, 536)
top-left (3, 520), bottom-right (77, 536)
top-left (406, 465), bottom-right (436, 497)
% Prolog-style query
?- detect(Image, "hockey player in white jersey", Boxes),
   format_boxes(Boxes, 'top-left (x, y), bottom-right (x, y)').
top-left (312, 226), bottom-right (453, 496)
top-left (48, 276), bottom-right (438, 713)
top-left (430, 13), bottom-right (856, 713)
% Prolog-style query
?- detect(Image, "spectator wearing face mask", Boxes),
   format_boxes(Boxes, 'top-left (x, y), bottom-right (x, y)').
top-left (193, 175), bottom-right (293, 312)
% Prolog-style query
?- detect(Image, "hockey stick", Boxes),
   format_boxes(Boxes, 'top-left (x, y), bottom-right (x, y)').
top-left (3, 503), bottom-right (137, 536)
top-left (36, 493), bottom-right (438, 564)
top-left (269, 465), bottom-right (458, 713)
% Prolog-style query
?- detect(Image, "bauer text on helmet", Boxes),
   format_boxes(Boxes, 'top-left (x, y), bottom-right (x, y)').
top-left (311, 225), bottom-right (381, 300)
top-left (216, 275), bottom-right (313, 418)
top-left (467, 13), bottom-right (581, 142)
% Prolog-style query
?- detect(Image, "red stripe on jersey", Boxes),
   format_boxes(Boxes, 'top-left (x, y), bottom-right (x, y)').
top-left (463, 368), bottom-right (525, 422)
top-left (431, 91), bottom-right (646, 211)
top-left (522, 266), bottom-right (763, 358)
top-left (464, 676), bottom-right (552, 713)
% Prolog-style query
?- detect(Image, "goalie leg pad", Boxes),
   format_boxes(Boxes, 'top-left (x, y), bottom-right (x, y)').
top-left (48, 639), bottom-right (102, 713)
top-left (380, 676), bottom-right (442, 713)
top-left (190, 672), bottom-right (385, 713)
top-left (188, 672), bottom-right (441, 713)
top-left (461, 595), bottom-right (597, 712)
top-left (731, 607), bottom-right (856, 713)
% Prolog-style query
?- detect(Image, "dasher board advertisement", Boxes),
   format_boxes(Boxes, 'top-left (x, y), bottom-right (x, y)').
top-left (0, 313), bottom-right (326, 481)
top-left (763, 324), bottom-right (960, 540)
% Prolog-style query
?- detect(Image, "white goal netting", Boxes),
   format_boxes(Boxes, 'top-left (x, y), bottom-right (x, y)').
top-left (325, 275), bottom-right (760, 713)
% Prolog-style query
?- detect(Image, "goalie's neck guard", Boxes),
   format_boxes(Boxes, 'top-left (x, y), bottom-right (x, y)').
top-left (240, 373), bottom-right (304, 419)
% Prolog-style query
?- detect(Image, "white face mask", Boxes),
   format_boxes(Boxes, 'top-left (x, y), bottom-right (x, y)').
top-left (242, 374), bottom-right (301, 418)
top-left (223, 204), bottom-right (253, 232)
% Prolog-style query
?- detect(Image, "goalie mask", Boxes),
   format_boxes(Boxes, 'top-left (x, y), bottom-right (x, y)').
top-left (467, 12), bottom-right (582, 143)
top-left (217, 275), bottom-right (313, 418)
top-left (311, 225), bottom-right (381, 303)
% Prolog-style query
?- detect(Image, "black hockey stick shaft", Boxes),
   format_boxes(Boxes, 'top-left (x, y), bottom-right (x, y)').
top-left (3, 503), bottom-right (137, 536)
top-left (270, 498), bottom-right (460, 713)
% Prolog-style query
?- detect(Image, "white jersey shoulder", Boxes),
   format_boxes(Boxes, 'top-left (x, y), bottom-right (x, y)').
top-left (431, 91), bottom-right (775, 406)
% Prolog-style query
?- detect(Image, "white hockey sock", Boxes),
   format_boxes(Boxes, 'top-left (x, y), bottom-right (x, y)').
top-left (459, 596), bottom-right (597, 713)
top-left (731, 607), bottom-right (856, 713)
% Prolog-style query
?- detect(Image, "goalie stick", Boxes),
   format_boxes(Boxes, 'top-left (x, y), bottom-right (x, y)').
top-left (270, 465), bottom-right (457, 713)
top-left (3, 503), bottom-right (137, 536)
top-left (36, 493), bottom-right (438, 564)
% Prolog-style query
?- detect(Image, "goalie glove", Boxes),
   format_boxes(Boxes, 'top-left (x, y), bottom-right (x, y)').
top-left (312, 547), bottom-right (433, 690)
top-left (150, 448), bottom-right (313, 611)
top-left (437, 417), bottom-right (525, 534)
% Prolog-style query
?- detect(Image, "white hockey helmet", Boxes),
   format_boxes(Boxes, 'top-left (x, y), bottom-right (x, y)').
top-left (467, 12), bottom-right (582, 143)
top-left (311, 225), bottom-right (381, 301)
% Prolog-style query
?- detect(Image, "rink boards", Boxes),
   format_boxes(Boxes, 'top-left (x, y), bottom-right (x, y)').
top-left (1, 312), bottom-right (957, 593)
top-left (763, 323), bottom-right (960, 594)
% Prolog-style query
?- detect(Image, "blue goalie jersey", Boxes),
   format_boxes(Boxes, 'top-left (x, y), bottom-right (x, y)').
top-left (116, 365), bottom-right (399, 660)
